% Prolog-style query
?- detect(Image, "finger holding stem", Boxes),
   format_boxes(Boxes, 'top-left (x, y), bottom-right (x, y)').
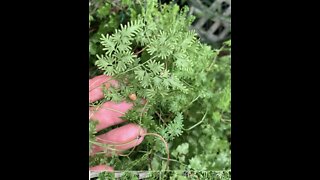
top-left (91, 123), bottom-right (147, 155)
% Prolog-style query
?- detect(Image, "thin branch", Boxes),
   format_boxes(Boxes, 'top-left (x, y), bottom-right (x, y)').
top-left (134, 46), bottom-right (147, 55)
top-left (184, 110), bottom-right (208, 131)
top-left (155, 111), bottom-right (165, 124)
top-left (143, 133), bottom-right (170, 170)
top-left (206, 45), bottom-right (225, 71)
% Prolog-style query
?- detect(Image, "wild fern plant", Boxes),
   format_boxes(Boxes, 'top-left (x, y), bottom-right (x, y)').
top-left (89, 0), bottom-right (230, 173)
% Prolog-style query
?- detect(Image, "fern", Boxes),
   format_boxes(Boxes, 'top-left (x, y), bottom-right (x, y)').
top-left (89, 0), bottom-right (231, 174)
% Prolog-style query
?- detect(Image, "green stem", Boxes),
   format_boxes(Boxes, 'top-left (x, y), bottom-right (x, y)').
top-left (101, 107), bottom-right (125, 115)
top-left (206, 45), bottom-right (225, 71)
top-left (184, 110), bottom-right (208, 131)
top-left (221, 118), bottom-right (231, 123)
top-left (138, 151), bottom-right (186, 166)
top-left (186, 95), bottom-right (200, 108)
top-left (181, 94), bottom-right (201, 113)
top-left (116, 55), bottom-right (157, 76)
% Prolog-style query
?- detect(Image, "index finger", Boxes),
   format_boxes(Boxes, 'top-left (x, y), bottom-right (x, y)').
top-left (89, 75), bottom-right (118, 103)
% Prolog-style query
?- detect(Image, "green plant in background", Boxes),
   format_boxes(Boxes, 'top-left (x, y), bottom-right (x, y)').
top-left (89, 0), bottom-right (230, 179)
top-left (94, 170), bottom-right (231, 180)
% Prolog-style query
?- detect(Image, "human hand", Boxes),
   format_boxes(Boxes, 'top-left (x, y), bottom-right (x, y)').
top-left (89, 75), bottom-right (146, 172)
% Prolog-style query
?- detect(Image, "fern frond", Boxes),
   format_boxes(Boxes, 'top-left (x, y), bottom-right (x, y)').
top-left (147, 60), bottom-right (164, 75)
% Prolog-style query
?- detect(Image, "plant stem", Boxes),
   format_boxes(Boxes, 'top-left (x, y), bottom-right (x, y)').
top-left (186, 95), bottom-right (200, 109)
top-left (143, 133), bottom-right (170, 170)
top-left (134, 46), bottom-right (147, 55)
top-left (155, 111), bottom-right (165, 124)
top-left (206, 45), bottom-right (225, 71)
top-left (138, 150), bottom-right (186, 166)
top-left (184, 110), bottom-right (208, 131)
top-left (117, 55), bottom-right (157, 76)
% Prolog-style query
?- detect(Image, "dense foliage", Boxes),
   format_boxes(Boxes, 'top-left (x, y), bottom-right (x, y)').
top-left (89, 0), bottom-right (230, 179)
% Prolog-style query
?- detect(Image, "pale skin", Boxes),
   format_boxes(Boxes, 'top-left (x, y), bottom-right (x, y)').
top-left (89, 75), bottom-right (146, 171)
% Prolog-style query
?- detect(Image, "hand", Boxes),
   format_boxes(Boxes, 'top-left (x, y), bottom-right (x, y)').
top-left (89, 75), bottom-right (146, 172)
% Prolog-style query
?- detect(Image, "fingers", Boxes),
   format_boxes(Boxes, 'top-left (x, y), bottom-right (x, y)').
top-left (89, 165), bottom-right (114, 172)
top-left (91, 123), bottom-right (146, 155)
top-left (89, 75), bottom-right (118, 103)
top-left (89, 101), bottom-right (133, 132)
top-left (89, 75), bottom-right (130, 131)
top-left (89, 75), bottom-right (147, 158)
